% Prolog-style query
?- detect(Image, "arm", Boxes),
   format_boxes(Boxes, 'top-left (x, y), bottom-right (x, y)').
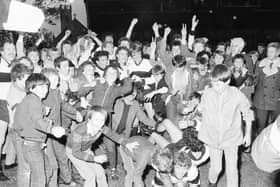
top-left (188, 15), bottom-right (199, 50)
top-left (71, 132), bottom-right (97, 162)
top-left (56, 30), bottom-right (71, 52)
top-left (35, 33), bottom-right (44, 47)
top-left (88, 30), bottom-right (103, 47)
top-left (157, 119), bottom-right (183, 143)
top-left (102, 126), bottom-right (125, 145)
top-left (125, 18), bottom-right (138, 39)
top-left (16, 33), bottom-right (25, 58)
top-left (135, 101), bottom-right (156, 127)
top-left (239, 91), bottom-right (254, 147)
top-left (158, 27), bottom-right (171, 60)
top-left (158, 173), bottom-right (173, 187)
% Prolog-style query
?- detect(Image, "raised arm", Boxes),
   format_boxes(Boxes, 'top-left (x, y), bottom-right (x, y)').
top-left (56, 30), bottom-right (71, 52)
top-left (188, 15), bottom-right (199, 50)
top-left (35, 33), bottom-right (45, 47)
top-left (125, 18), bottom-right (138, 39)
top-left (88, 30), bottom-right (103, 47)
top-left (158, 27), bottom-right (171, 60)
top-left (16, 33), bottom-right (25, 58)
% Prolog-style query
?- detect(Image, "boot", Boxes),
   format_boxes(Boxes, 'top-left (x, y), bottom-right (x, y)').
top-left (0, 157), bottom-right (10, 181)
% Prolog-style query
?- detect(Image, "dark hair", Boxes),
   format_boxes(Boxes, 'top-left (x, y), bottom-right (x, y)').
top-left (25, 73), bottom-right (49, 93)
top-left (197, 56), bottom-right (208, 66)
top-left (172, 55), bottom-right (186, 68)
top-left (211, 64), bottom-right (231, 82)
top-left (172, 33), bottom-right (182, 42)
top-left (151, 94), bottom-right (167, 121)
top-left (86, 105), bottom-right (109, 124)
top-left (26, 46), bottom-right (39, 55)
top-left (131, 41), bottom-right (143, 54)
top-left (232, 54), bottom-right (246, 65)
top-left (182, 126), bottom-right (204, 152)
top-left (170, 40), bottom-right (181, 49)
top-left (94, 50), bottom-right (109, 61)
top-left (54, 56), bottom-right (70, 69)
top-left (267, 42), bottom-right (280, 50)
top-left (197, 51), bottom-right (211, 61)
top-left (10, 64), bottom-right (32, 82)
top-left (189, 91), bottom-right (201, 102)
top-left (0, 37), bottom-right (13, 51)
top-left (152, 64), bottom-right (165, 76)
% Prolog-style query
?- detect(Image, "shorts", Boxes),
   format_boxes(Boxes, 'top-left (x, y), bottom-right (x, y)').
top-left (0, 100), bottom-right (9, 123)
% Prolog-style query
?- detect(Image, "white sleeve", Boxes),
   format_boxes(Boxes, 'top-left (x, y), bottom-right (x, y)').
top-left (186, 165), bottom-right (198, 181)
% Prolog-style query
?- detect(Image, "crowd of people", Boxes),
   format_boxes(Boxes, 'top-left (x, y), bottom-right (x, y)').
top-left (0, 15), bottom-right (280, 187)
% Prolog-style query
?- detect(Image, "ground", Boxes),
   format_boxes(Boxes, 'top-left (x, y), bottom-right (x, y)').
top-left (0, 153), bottom-right (277, 187)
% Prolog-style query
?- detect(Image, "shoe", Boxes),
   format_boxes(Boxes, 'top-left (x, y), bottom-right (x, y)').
top-left (110, 168), bottom-right (119, 180)
top-left (4, 163), bottom-right (17, 170)
top-left (0, 172), bottom-right (10, 181)
top-left (208, 181), bottom-right (217, 187)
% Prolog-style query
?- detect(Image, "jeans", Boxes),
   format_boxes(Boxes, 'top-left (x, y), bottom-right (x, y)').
top-left (52, 136), bottom-right (71, 183)
top-left (120, 146), bottom-right (154, 187)
top-left (11, 132), bottom-right (30, 187)
top-left (208, 146), bottom-right (239, 187)
top-left (22, 140), bottom-right (53, 187)
top-left (66, 147), bottom-right (108, 187)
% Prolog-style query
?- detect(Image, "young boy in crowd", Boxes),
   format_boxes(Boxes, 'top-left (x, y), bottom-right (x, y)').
top-left (14, 73), bottom-right (66, 187)
top-left (41, 68), bottom-right (83, 185)
top-left (94, 50), bottom-right (110, 77)
top-left (66, 105), bottom-right (138, 187)
top-left (6, 64), bottom-right (32, 186)
top-left (143, 64), bottom-right (169, 119)
top-left (198, 64), bottom-right (254, 187)
top-left (152, 151), bottom-right (199, 187)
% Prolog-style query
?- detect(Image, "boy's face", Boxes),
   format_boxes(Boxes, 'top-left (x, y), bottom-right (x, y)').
top-left (58, 60), bottom-right (70, 76)
top-left (31, 84), bottom-right (49, 99)
top-left (174, 165), bottom-right (188, 179)
top-left (17, 74), bottom-right (30, 90)
top-left (213, 53), bottom-right (224, 65)
top-left (97, 56), bottom-right (109, 69)
top-left (83, 64), bottom-right (95, 82)
top-left (88, 111), bottom-right (106, 135)
top-left (48, 74), bottom-right (59, 89)
top-left (116, 49), bottom-right (129, 65)
top-left (28, 51), bottom-right (40, 65)
top-left (105, 67), bottom-right (118, 84)
top-left (104, 43), bottom-right (114, 55)
top-left (131, 51), bottom-right (142, 61)
top-left (62, 44), bottom-right (72, 55)
top-left (1, 43), bottom-right (16, 62)
top-left (267, 47), bottom-right (279, 60)
top-left (105, 35), bottom-right (114, 43)
top-left (233, 58), bottom-right (244, 70)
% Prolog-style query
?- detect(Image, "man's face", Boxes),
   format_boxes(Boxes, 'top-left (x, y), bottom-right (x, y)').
top-left (213, 53), bottom-right (224, 65)
top-left (103, 43), bottom-right (114, 55)
top-left (174, 165), bottom-right (188, 179)
top-left (32, 84), bottom-right (49, 99)
top-left (193, 43), bottom-right (205, 55)
top-left (267, 47), bottom-right (279, 60)
top-left (257, 45), bottom-right (265, 54)
top-left (230, 42), bottom-right (242, 55)
top-left (116, 49), bottom-right (129, 65)
top-left (96, 56), bottom-right (109, 69)
top-left (1, 43), bottom-right (16, 62)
